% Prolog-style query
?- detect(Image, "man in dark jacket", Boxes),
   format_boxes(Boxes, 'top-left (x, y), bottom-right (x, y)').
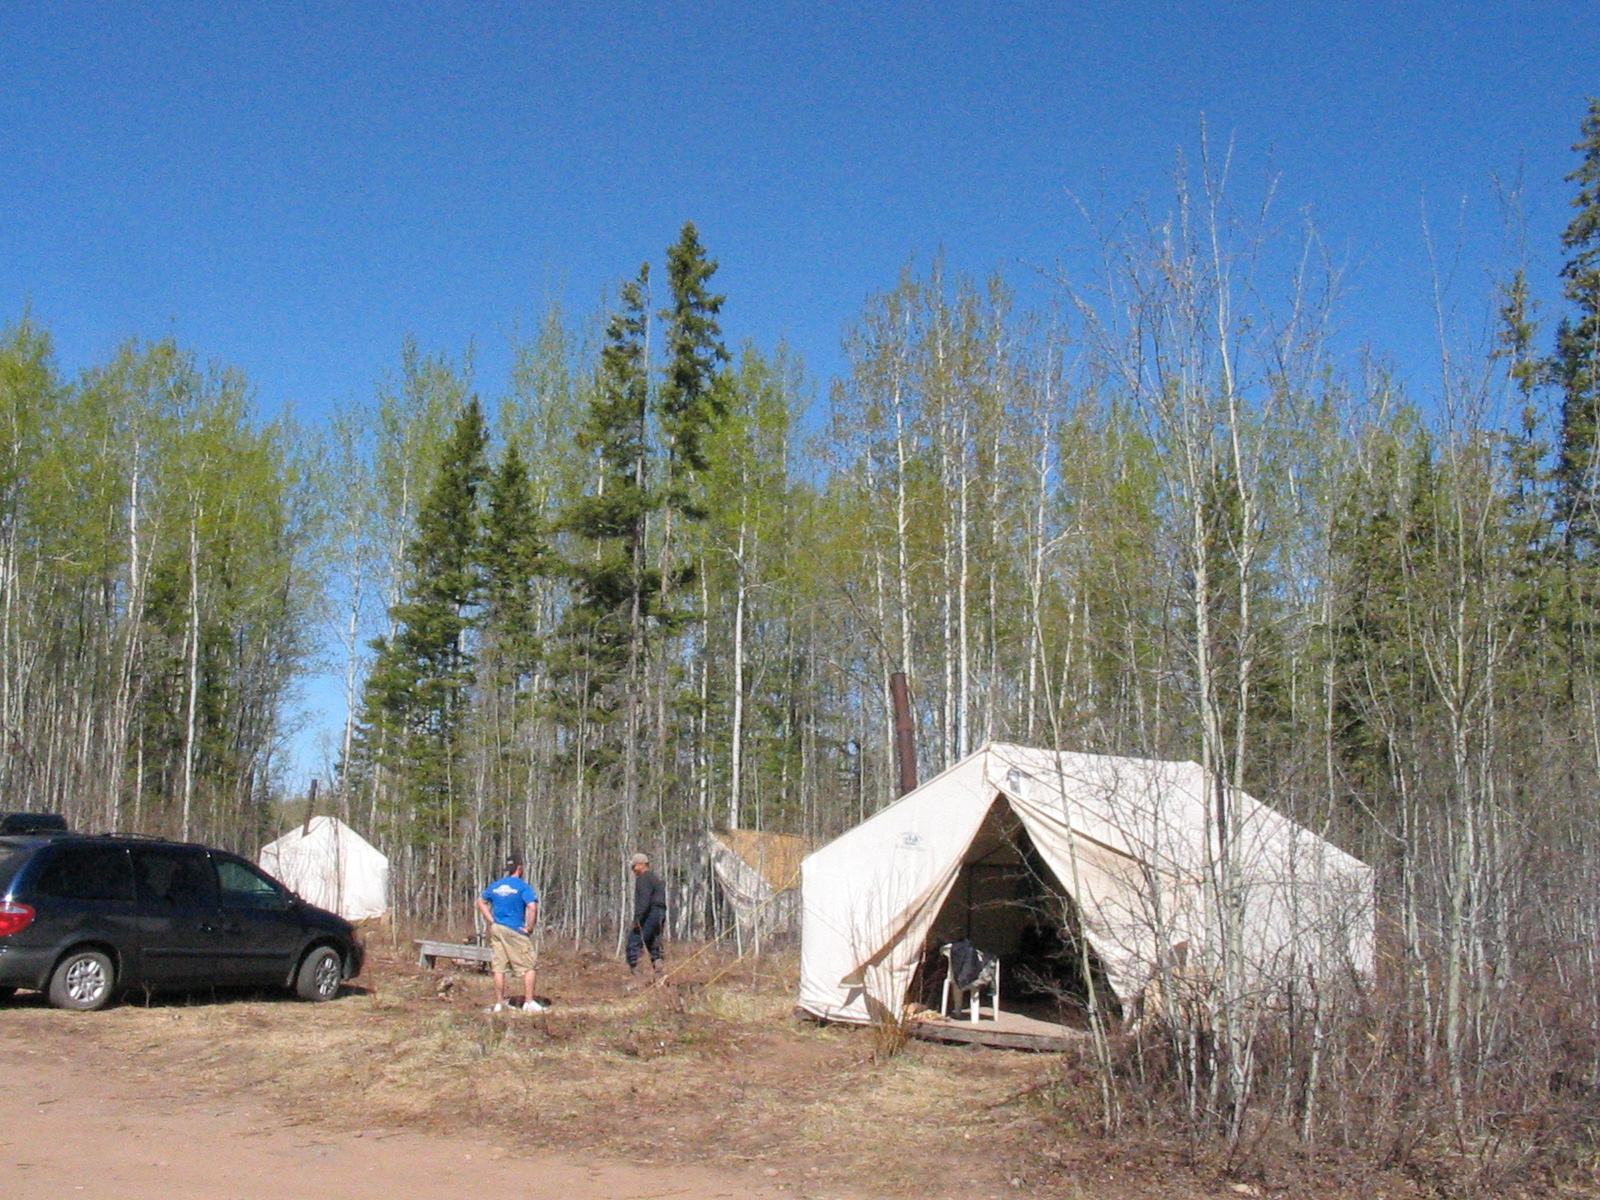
top-left (627, 852), bottom-right (666, 977)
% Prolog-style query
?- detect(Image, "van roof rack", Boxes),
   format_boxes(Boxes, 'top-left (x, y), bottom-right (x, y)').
top-left (0, 812), bottom-right (69, 835)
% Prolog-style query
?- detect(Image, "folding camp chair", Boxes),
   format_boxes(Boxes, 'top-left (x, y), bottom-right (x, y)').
top-left (940, 940), bottom-right (1000, 1023)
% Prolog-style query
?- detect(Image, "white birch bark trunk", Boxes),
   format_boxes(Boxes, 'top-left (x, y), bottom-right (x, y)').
top-left (729, 518), bottom-right (748, 831)
top-left (180, 503), bottom-right (202, 841)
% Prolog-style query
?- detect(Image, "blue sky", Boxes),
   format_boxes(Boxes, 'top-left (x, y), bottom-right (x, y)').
top-left (2, 2), bottom-right (1595, 784)
top-left (5, 3), bottom-right (1594, 409)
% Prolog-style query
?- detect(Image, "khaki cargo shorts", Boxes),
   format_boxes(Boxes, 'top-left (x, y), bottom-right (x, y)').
top-left (488, 922), bottom-right (538, 974)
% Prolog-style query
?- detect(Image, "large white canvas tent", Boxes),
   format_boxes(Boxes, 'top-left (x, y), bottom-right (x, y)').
top-left (706, 829), bottom-right (809, 949)
top-left (799, 743), bottom-right (1374, 1025)
top-left (259, 816), bottom-right (390, 922)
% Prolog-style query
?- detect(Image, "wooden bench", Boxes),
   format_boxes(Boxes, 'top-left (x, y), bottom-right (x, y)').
top-left (415, 938), bottom-right (493, 970)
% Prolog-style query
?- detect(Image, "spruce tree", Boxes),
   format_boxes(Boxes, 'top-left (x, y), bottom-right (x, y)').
top-left (659, 222), bottom-right (730, 508)
top-left (480, 439), bottom-right (546, 678)
top-left (471, 439), bottom-right (548, 855)
top-left (1556, 98), bottom-right (1600, 553)
top-left (1496, 270), bottom-right (1557, 578)
top-left (550, 269), bottom-right (661, 729)
top-left (359, 397), bottom-right (489, 850)
top-left (652, 225), bottom-right (729, 861)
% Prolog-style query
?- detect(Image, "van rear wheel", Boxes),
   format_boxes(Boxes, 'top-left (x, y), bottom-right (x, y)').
top-left (48, 950), bottom-right (114, 1011)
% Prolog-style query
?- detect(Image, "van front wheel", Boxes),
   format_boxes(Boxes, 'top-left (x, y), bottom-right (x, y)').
top-left (295, 946), bottom-right (342, 1001)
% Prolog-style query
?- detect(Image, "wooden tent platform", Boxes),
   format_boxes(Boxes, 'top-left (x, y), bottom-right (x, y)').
top-left (909, 1009), bottom-right (1083, 1052)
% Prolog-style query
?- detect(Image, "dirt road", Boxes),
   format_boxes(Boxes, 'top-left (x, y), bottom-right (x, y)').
top-left (0, 945), bottom-right (1459, 1200)
top-left (2, 1038), bottom-right (852, 1200)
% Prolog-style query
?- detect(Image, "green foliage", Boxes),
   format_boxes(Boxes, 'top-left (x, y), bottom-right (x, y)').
top-left (0, 326), bottom-right (315, 847)
top-left (359, 397), bottom-right (489, 847)
top-left (696, 343), bottom-right (808, 827)
top-left (480, 439), bottom-right (547, 677)
top-left (1328, 415), bottom-right (1437, 803)
top-left (1556, 98), bottom-right (1600, 550)
top-left (557, 268), bottom-right (662, 684)
top-left (659, 221), bottom-right (731, 486)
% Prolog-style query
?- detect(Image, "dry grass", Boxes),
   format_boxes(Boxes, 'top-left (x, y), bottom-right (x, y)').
top-left (0, 943), bottom-right (1530, 1198)
top-left (2, 943), bottom-right (1068, 1196)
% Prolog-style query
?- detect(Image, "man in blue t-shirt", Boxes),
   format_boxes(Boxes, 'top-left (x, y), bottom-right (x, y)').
top-left (476, 854), bottom-right (545, 1013)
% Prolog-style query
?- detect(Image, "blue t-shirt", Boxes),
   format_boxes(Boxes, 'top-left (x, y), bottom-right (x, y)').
top-left (482, 875), bottom-right (538, 928)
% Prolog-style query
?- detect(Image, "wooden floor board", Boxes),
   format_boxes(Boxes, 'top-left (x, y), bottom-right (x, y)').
top-left (908, 1009), bottom-right (1083, 1051)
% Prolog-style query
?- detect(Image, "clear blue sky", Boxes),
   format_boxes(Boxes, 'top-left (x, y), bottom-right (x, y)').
top-left (2, 2), bottom-right (1594, 786)
top-left (4, 3), bottom-right (1594, 408)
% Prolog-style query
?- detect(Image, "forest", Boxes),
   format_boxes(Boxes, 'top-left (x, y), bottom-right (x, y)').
top-left (3, 102), bottom-right (1600, 1168)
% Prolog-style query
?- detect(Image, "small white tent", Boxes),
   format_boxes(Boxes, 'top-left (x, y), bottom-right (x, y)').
top-left (799, 743), bottom-right (1374, 1024)
top-left (706, 829), bottom-right (809, 948)
top-left (259, 816), bottom-right (389, 922)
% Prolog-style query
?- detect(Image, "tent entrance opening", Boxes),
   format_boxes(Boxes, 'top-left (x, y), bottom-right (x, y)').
top-left (917, 797), bottom-right (1118, 1026)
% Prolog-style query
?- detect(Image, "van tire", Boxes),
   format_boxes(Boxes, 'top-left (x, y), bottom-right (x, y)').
top-left (295, 946), bottom-right (342, 1001)
top-left (48, 949), bottom-right (114, 1011)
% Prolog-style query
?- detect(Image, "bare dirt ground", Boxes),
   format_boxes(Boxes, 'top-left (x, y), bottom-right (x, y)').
top-left (0, 939), bottom-right (1464, 1200)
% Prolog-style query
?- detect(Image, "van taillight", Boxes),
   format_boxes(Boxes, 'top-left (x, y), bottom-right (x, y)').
top-left (0, 901), bottom-right (34, 936)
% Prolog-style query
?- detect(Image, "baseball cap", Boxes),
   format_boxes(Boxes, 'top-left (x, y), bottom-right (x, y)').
top-left (504, 853), bottom-right (523, 871)
top-left (629, 853), bottom-right (650, 867)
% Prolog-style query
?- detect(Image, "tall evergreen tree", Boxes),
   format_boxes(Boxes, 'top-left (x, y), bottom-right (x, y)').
top-left (659, 221), bottom-right (731, 502)
top-left (1498, 270), bottom-right (1551, 527)
top-left (358, 397), bottom-right (489, 875)
top-left (471, 438), bottom-right (549, 866)
top-left (648, 225), bottom-right (734, 907)
top-left (480, 439), bottom-right (547, 679)
top-left (541, 269), bottom-right (661, 923)
top-left (546, 266), bottom-right (661, 802)
top-left (557, 267), bottom-right (660, 682)
top-left (1556, 98), bottom-right (1600, 552)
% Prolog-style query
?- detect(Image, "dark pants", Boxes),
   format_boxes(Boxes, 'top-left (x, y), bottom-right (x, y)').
top-left (627, 906), bottom-right (665, 967)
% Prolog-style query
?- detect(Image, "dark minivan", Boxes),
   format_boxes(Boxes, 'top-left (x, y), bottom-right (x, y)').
top-left (0, 831), bottom-right (363, 1010)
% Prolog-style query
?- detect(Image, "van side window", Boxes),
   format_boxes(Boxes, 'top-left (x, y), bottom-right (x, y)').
top-left (134, 848), bottom-right (218, 909)
top-left (29, 846), bottom-right (135, 902)
top-left (216, 859), bottom-right (288, 910)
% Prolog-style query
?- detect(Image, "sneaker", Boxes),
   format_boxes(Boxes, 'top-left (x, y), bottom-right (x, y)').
top-left (522, 999), bottom-right (547, 1013)
top-left (489, 1002), bottom-right (506, 1013)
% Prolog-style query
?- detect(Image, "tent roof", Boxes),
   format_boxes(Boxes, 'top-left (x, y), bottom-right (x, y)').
top-left (709, 828), bottom-right (808, 892)
top-left (810, 742), bottom-right (1370, 884)
top-left (262, 814), bottom-right (386, 856)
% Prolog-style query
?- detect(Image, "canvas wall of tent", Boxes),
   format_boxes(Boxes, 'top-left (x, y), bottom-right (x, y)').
top-left (259, 815), bottom-right (390, 922)
top-left (799, 743), bottom-right (1374, 1030)
top-left (706, 828), bottom-right (810, 949)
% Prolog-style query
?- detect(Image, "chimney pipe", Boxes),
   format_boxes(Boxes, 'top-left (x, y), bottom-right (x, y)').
top-left (890, 671), bottom-right (918, 796)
